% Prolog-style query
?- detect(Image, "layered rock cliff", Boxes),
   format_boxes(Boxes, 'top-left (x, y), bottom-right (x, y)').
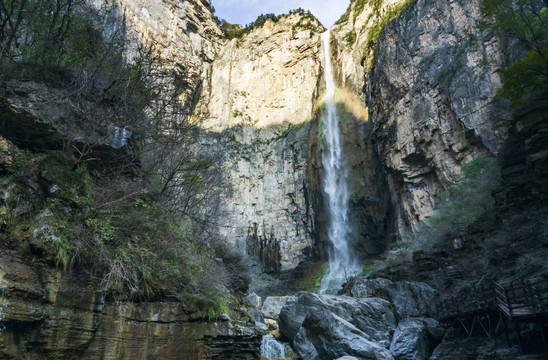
top-left (335, 0), bottom-right (516, 235)
top-left (0, 254), bottom-right (260, 359)
top-left (195, 14), bottom-right (325, 272)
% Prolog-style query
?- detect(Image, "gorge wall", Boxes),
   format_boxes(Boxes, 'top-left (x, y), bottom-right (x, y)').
top-left (333, 0), bottom-right (516, 236)
top-left (195, 14), bottom-right (323, 273)
top-left (1, 0), bottom-right (545, 358)
top-left (195, 11), bottom-right (394, 272)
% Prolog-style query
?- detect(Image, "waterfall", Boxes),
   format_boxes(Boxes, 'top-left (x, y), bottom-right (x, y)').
top-left (318, 30), bottom-right (360, 294)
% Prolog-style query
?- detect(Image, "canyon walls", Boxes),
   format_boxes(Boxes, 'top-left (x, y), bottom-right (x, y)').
top-left (335, 0), bottom-right (516, 236)
top-left (195, 14), bottom-right (325, 272)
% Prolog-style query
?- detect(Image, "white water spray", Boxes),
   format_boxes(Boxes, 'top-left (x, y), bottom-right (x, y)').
top-left (318, 31), bottom-right (360, 294)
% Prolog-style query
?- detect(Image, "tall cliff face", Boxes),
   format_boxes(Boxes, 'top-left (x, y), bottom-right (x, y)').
top-left (116, 0), bottom-right (223, 115)
top-left (195, 14), bottom-right (324, 272)
top-left (358, 0), bottom-right (512, 234)
top-left (0, 1), bottom-right (264, 358)
top-left (331, 0), bottom-right (406, 97)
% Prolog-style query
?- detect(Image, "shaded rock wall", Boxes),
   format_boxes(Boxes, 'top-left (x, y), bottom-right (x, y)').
top-left (0, 252), bottom-right (261, 359)
top-left (366, 0), bottom-right (513, 235)
top-left (495, 101), bottom-right (548, 213)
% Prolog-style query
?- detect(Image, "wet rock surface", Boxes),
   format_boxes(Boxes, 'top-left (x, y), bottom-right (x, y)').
top-left (278, 285), bottom-right (443, 360)
top-left (343, 278), bottom-right (439, 319)
top-left (294, 308), bottom-right (394, 360)
top-left (279, 292), bottom-right (396, 345)
top-left (261, 296), bottom-right (290, 321)
top-left (389, 318), bottom-right (444, 360)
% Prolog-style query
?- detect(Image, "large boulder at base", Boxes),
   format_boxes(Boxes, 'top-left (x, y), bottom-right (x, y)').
top-left (293, 307), bottom-right (394, 360)
top-left (261, 296), bottom-right (291, 320)
top-left (389, 318), bottom-right (444, 360)
top-left (346, 278), bottom-right (439, 319)
top-left (279, 292), bottom-right (396, 346)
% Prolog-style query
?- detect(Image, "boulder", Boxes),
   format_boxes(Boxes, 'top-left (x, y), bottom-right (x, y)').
top-left (246, 292), bottom-right (261, 308)
top-left (261, 296), bottom-right (290, 320)
top-left (347, 278), bottom-right (439, 319)
top-left (279, 292), bottom-right (396, 345)
top-left (248, 307), bottom-right (267, 332)
top-left (389, 318), bottom-right (444, 360)
top-left (348, 278), bottom-right (393, 298)
top-left (293, 308), bottom-right (394, 360)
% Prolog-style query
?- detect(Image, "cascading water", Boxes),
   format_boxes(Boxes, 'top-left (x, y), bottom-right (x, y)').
top-left (318, 30), bottom-right (360, 294)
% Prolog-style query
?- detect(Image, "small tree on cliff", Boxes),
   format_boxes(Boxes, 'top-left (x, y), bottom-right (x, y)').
top-left (481, 0), bottom-right (548, 107)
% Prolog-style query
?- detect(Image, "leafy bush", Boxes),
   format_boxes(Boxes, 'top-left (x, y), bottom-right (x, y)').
top-left (1, 148), bottom-right (246, 317)
top-left (344, 31), bottom-right (357, 46)
top-left (412, 157), bottom-right (501, 251)
top-left (480, 0), bottom-right (548, 108)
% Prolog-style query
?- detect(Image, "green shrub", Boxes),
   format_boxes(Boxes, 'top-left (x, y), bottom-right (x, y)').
top-left (344, 31), bottom-right (357, 46)
top-left (414, 157), bottom-right (500, 250)
top-left (480, 0), bottom-right (548, 108)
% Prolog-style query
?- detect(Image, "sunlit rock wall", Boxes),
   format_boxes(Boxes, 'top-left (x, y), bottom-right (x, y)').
top-left (116, 0), bottom-right (223, 114)
top-left (196, 14), bottom-right (325, 272)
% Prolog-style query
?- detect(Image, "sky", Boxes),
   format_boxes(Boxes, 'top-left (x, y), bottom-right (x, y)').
top-left (211, 0), bottom-right (351, 29)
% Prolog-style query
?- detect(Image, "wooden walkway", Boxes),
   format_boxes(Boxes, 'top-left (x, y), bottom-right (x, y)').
top-left (436, 278), bottom-right (548, 354)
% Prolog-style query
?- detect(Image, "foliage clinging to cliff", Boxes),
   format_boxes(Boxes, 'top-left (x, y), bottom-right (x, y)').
top-left (423, 157), bottom-right (500, 242)
top-left (0, 0), bottom-right (248, 318)
top-left (481, 0), bottom-right (548, 107)
top-left (218, 8), bottom-right (324, 40)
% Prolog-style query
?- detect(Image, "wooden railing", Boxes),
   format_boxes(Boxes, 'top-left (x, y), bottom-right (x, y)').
top-left (493, 279), bottom-right (547, 319)
top-left (436, 283), bottom-right (497, 321)
top-left (437, 278), bottom-right (548, 322)
top-left (436, 278), bottom-right (548, 354)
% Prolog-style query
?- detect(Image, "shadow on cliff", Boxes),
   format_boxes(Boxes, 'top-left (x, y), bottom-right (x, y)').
top-left (200, 99), bottom-right (396, 278)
